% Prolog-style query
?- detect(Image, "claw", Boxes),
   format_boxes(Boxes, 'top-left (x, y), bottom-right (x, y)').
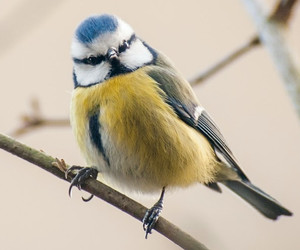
top-left (66, 166), bottom-right (98, 200)
top-left (82, 194), bottom-right (94, 202)
top-left (142, 187), bottom-right (165, 238)
top-left (68, 179), bottom-right (78, 197)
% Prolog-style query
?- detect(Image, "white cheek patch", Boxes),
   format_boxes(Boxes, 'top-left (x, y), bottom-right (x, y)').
top-left (74, 62), bottom-right (111, 86)
top-left (120, 40), bottom-right (153, 69)
top-left (71, 17), bottom-right (148, 87)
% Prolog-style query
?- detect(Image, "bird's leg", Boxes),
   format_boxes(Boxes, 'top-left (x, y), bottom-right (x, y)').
top-left (142, 187), bottom-right (166, 238)
top-left (65, 166), bottom-right (98, 202)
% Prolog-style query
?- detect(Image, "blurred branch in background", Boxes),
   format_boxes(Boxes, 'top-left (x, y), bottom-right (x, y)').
top-left (190, 0), bottom-right (298, 85)
top-left (189, 36), bottom-right (260, 85)
top-left (0, 133), bottom-right (208, 250)
top-left (1, 1), bottom-right (299, 249)
top-left (270, 0), bottom-right (299, 23)
top-left (241, 0), bottom-right (300, 117)
top-left (9, 0), bottom-right (300, 137)
top-left (10, 98), bottom-right (69, 137)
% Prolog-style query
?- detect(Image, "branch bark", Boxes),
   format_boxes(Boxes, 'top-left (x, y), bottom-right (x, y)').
top-left (190, 36), bottom-right (260, 85)
top-left (270, 0), bottom-right (299, 23)
top-left (0, 132), bottom-right (209, 250)
top-left (190, 0), bottom-right (299, 86)
top-left (10, 1), bottom-right (299, 137)
top-left (10, 98), bottom-right (69, 137)
top-left (241, 0), bottom-right (300, 118)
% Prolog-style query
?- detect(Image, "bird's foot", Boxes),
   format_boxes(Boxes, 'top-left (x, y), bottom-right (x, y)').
top-left (65, 166), bottom-right (98, 202)
top-left (142, 201), bottom-right (163, 238)
top-left (52, 158), bottom-right (68, 172)
top-left (142, 187), bottom-right (165, 238)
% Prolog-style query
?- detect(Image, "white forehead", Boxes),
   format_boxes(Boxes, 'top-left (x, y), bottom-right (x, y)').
top-left (71, 17), bottom-right (134, 59)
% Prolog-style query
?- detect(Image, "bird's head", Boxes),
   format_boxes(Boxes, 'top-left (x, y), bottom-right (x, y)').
top-left (71, 14), bottom-right (156, 87)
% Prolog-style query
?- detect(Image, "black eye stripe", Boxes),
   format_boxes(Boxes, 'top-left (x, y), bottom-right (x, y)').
top-left (73, 34), bottom-right (136, 66)
top-left (118, 41), bottom-right (128, 53)
top-left (73, 55), bottom-right (105, 65)
top-left (129, 34), bottom-right (136, 44)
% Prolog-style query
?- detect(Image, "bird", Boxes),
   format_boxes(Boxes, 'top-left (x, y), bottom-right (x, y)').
top-left (67, 14), bottom-right (292, 238)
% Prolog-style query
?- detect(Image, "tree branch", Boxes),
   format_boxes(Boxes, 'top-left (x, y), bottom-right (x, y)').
top-left (10, 98), bottom-right (69, 137)
top-left (10, 1), bottom-right (299, 137)
top-left (0, 132), bottom-right (209, 250)
top-left (241, 0), bottom-right (300, 118)
top-left (190, 0), bottom-right (298, 86)
top-left (189, 36), bottom-right (260, 85)
top-left (11, 117), bottom-right (70, 137)
top-left (270, 0), bottom-right (299, 24)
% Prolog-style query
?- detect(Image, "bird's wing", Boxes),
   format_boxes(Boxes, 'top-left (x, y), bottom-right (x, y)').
top-left (146, 65), bottom-right (249, 181)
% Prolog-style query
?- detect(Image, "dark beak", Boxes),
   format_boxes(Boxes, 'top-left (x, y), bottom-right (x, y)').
top-left (106, 47), bottom-right (119, 62)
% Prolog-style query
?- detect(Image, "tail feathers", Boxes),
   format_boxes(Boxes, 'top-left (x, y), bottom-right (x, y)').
top-left (222, 180), bottom-right (292, 220)
top-left (205, 182), bottom-right (222, 193)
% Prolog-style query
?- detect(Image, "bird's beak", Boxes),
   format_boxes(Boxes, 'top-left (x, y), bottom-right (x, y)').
top-left (106, 47), bottom-right (119, 62)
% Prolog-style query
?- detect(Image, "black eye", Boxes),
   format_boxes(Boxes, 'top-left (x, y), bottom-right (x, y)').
top-left (87, 56), bottom-right (98, 65)
top-left (118, 40), bottom-right (129, 53)
top-left (84, 55), bottom-right (104, 65)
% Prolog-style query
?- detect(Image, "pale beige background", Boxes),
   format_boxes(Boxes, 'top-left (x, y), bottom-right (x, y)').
top-left (0, 0), bottom-right (299, 249)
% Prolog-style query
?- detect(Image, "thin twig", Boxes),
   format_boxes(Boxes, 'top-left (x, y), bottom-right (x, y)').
top-left (10, 98), bottom-right (69, 137)
top-left (0, 133), bottom-right (209, 250)
top-left (190, 0), bottom-right (298, 86)
top-left (241, 0), bottom-right (300, 118)
top-left (190, 36), bottom-right (260, 85)
top-left (11, 0), bottom-right (299, 135)
top-left (11, 118), bottom-right (70, 137)
top-left (270, 0), bottom-right (299, 23)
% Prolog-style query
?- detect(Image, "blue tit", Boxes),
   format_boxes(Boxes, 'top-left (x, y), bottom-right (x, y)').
top-left (68, 14), bottom-right (292, 237)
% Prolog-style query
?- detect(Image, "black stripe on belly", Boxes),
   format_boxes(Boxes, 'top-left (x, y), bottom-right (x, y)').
top-left (89, 113), bottom-right (110, 166)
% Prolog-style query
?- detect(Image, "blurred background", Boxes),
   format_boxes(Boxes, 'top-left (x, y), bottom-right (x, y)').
top-left (0, 0), bottom-right (299, 249)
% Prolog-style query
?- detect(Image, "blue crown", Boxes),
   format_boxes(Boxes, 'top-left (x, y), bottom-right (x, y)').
top-left (75, 14), bottom-right (118, 44)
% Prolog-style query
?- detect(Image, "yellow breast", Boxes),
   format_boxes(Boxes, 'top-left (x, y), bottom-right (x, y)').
top-left (70, 68), bottom-right (220, 192)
